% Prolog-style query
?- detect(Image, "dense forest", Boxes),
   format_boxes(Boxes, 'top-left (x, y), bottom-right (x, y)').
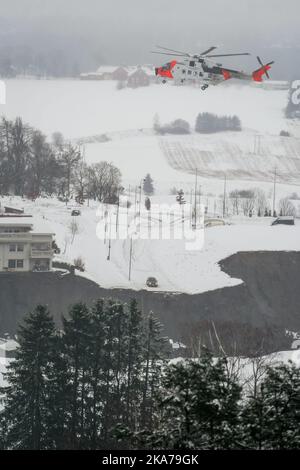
top-left (0, 300), bottom-right (299, 450)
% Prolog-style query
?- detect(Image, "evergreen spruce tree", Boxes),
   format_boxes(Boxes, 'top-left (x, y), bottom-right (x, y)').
top-left (3, 305), bottom-right (57, 449)
top-left (143, 174), bottom-right (154, 195)
top-left (0, 410), bottom-right (7, 450)
top-left (140, 313), bottom-right (170, 431)
top-left (145, 196), bottom-right (151, 211)
top-left (62, 302), bottom-right (92, 449)
top-left (46, 332), bottom-right (70, 449)
top-left (124, 299), bottom-right (144, 428)
top-left (99, 299), bottom-right (126, 446)
top-left (242, 362), bottom-right (300, 449)
top-left (141, 348), bottom-right (241, 449)
top-left (86, 299), bottom-right (107, 448)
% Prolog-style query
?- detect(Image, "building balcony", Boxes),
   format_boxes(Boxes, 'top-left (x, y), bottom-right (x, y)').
top-left (30, 249), bottom-right (53, 258)
top-left (0, 233), bottom-right (31, 240)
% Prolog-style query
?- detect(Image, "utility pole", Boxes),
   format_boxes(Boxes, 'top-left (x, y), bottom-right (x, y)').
top-left (127, 184), bottom-right (131, 236)
top-left (107, 214), bottom-right (112, 260)
top-left (138, 181), bottom-right (142, 219)
top-left (194, 168), bottom-right (198, 229)
top-left (273, 167), bottom-right (277, 217)
top-left (134, 186), bottom-right (137, 214)
top-left (116, 186), bottom-right (123, 234)
top-left (128, 237), bottom-right (133, 281)
top-left (198, 185), bottom-right (202, 211)
top-left (190, 189), bottom-right (193, 228)
top-left (223, 174), bottom-right (227, 218)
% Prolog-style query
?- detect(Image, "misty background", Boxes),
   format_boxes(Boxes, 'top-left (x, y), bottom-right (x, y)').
top-left (0, 0), bottom-right (299, 79)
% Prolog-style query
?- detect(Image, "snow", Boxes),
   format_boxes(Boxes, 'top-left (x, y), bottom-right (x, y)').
top-left (0, 339), bottom-right (18, 352)
top-left (2, 78), bottom-right (300, 193)
top-left (0, 215), bottom-right (54, 234)
top-left (2, 79), bottom-right (288, 140)
top-left (1, 196), bottom-right (300, 295)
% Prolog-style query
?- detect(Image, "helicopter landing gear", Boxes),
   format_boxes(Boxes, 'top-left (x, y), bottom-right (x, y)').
top-left (162, 79), bottom-right (167, 84)
top-left (201, 84), bottom-right (209, 90)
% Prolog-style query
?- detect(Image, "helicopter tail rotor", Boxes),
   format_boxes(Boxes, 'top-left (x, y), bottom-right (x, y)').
top-left (253, 56), bottom-right (274, 81)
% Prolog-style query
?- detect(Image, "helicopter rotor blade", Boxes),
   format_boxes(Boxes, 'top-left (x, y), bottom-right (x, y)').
top-left (155, 45), bottom-right (191, 56)
top-left (257, 56), bottom-right (263, 67)
top-left (257, 56), bottom-right (272, 79)
top-left (206, 53), bottom-right (250, 58)
top-left (199, 46), bottom-right (218, 56)
top-left (151, 51), bottom-right (188, 57)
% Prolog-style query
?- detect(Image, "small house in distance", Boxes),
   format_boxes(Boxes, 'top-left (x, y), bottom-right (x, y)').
top-left (80, 65), bottom-right (129, 81)
top-left (127, 66), bottom-right (151, 88)
top-left (0, 216), bottom-right (54, 272)
top-left (80, 64), bottom-right (155, 86)
top-left (0, 338), bottom-right (18, 359)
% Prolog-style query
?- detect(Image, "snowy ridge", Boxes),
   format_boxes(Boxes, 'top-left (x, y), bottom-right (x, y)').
top-left (74, 128), bottom-right (154, 145)
top-left (1, 196), bottom-right (300, 295)
top-left (160, 132), bottom-right (300, 183)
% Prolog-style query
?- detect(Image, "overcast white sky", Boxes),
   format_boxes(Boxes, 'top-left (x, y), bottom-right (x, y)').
top-left (0, 0), bottom-right (299, 76)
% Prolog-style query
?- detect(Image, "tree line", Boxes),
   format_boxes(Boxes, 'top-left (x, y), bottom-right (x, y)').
top-left (0, 117), bottom-right (122, 203)
top-left (0, 299), bottom-right (299, 450)
top-left (229, 188), bottom-right (297, 217)
top-left (0, 45), bottom-right (82, 79)
top-left (154, 113), bottom-right (242, 135)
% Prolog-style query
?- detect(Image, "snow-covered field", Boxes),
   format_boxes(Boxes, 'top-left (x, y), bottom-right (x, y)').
top-left (2, 79), bottom-right (300, 192)
top-left (1, 196), bottom-right (300, 295)
top-left (1, 80), bottom-right (300, 293)
top-left (2, 79), bottom-right (287, 138)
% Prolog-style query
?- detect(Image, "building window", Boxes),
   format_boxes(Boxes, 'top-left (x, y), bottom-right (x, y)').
top-left (17, 260), bottom-right (24, 269)
top-left (32, 259), bottom-right (50, 272)
top-left (8, 260), bottom-right (16, 269)
top-left (17, 244), bottom-right (24, 252)
top-left (9, 244), bottom-right (16, 252)
top-left (188, 70), bottom-right (192, 75)
top-left (31, 242), bottom-right (51, 251)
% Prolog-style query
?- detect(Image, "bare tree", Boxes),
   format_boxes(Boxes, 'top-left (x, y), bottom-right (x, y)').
top-left (278, 197), bottom-right (296, 216)
top-left (255, 188), bottom-right (268, 216)
top-left (229, 189), bottom-right (241, 215)
top-left (69, 219), bottom-right (79, 244)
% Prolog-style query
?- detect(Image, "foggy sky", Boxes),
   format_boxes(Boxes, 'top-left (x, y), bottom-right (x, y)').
top-left (0, 0), bottom-right (300, 78)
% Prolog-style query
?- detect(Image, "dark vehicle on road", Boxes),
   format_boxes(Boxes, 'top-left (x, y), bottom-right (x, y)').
top-left (71, 209), bottom-right (81, 216)
top-left (271, 216), bottom-right (295, 226)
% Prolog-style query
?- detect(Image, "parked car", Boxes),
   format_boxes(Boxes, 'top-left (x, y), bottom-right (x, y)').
top-left (205, 218), bottom-right (226, 228)
top-left (71, 209), bottom-right (81, 216)
top-left (271, 216), bottom-right (295, 226)
top-left (146, 277), bottom-right (158, 288)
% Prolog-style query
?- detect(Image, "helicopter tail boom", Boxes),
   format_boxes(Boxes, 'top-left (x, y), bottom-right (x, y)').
top-left (252, 58), bottom-right (274, 82)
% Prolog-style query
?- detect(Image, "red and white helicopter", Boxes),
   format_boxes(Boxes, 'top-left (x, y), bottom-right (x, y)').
top-left (153, 45), bottom-right (274, 90)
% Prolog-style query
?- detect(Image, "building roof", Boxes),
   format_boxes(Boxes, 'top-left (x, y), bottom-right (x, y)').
top-left (0, 217), bottom-right (33, 227)
top-left (0, 339), bottom-right (18, 352)
top-left (0, 215), bottom-right (54, 234)
top-left (96, 65), bottom-right (120, 74)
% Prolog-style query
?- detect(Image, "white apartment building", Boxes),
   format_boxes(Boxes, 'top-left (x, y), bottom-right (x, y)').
top-left (0, 217), bottom-right (54, 272)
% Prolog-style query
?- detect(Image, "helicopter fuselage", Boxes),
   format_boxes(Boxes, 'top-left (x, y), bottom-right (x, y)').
top-left (155, 56), bottom-right (272, 90)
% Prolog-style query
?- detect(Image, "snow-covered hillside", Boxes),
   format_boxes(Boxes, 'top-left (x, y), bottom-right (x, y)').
top-left (2, 79), bottom-right (300, 192)
top-left (2, 196), bottom-right (300, 295)
top-left (2, 79), bottom-right (288, 138)
top-left (160, 132), bottom-right (300, 183)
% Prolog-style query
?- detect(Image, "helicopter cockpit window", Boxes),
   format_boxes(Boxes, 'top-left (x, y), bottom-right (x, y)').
top-left (161, 63), bottom-right (171, 71)
top-left (189, 61), bottom-right (195, 67)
